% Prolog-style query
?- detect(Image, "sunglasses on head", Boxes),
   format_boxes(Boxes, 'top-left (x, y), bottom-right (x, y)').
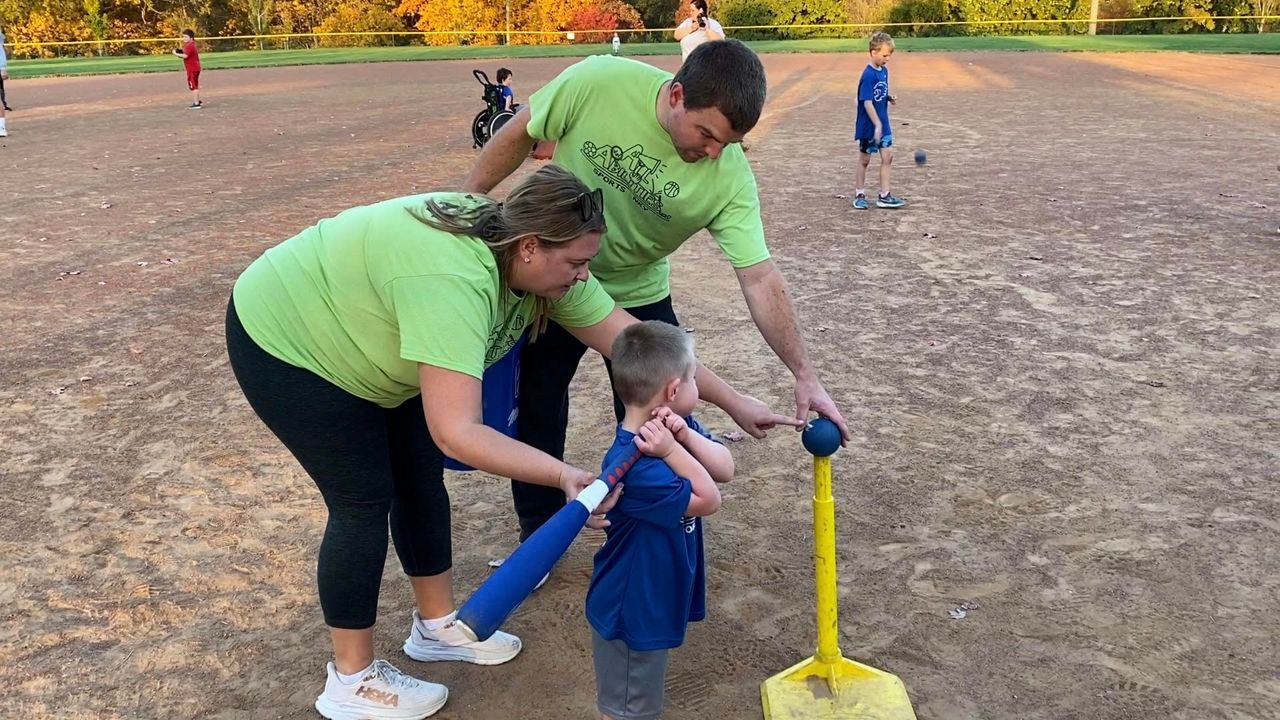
top-left (575, 188), bottom-right (605, 223)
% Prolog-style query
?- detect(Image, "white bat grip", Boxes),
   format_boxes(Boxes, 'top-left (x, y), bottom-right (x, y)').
top-left (574, 479), bottom-right (611, 513)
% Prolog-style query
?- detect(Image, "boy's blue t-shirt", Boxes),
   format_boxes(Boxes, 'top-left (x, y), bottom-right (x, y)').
top-left (855, 64), bottom-right (891, 139)
top-left (585, 418), bottom-right (716, 651)
top-left (499, 85), bottom-right (515, 108)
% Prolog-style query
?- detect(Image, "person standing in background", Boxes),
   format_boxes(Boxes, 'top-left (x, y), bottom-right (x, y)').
top-left (173, 29), bottom-right (202, 109)
top-left (0, 23), bottom-right (11, 138)
top-left (674, 0), bottom-right (724, 62)
top-left (852, 32), bottom-right (906, 210)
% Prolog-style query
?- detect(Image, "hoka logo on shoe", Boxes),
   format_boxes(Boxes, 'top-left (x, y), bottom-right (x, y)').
top-left (356, 686), bottom-right (400, 707)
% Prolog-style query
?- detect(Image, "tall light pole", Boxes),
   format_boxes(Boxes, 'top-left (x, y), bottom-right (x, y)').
top-left (506, 0), bottom-right (511, 45)
top-left (1089, 0), bottom-right (1100, 35)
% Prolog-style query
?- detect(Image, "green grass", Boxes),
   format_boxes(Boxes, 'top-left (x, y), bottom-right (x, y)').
top-left (10, 34), bottom-right (1279, 79)
top-left (752, 33), bottom-right (1280, 53)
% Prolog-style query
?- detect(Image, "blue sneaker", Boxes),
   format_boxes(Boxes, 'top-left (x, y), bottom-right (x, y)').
top-left (876, 194), bottom-right (906, 209)
top-left (852, 194), bottom-right (869, 210)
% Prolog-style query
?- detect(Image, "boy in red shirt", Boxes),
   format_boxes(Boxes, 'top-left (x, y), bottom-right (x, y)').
top-left (173, 29), bottom-right (202, 109)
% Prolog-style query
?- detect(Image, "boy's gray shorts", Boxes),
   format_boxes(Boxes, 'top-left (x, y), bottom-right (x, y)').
top-left (592, 629), bottom-right (670, 720)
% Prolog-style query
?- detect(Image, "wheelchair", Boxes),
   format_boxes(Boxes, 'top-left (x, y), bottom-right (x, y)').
top-left (471, 69), bottom-right (518, 149)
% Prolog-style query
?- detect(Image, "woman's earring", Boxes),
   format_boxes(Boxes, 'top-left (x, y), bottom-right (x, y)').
top-left (523, 256), bottom-right (532, 263)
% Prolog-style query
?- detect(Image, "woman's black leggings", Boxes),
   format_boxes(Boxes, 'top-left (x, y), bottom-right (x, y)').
top-left (225, 297), bottom-right (452, 630)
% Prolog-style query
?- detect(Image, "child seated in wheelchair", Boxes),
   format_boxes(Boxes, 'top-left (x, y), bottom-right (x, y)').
top-left (472, 68), bottom-right (521, 148)
top-left (496, 68), bottom-right (517, 112)
top-left (497, 68), bottom-right (554, 159)
top-left (472, 67), bottom-right (555, 157)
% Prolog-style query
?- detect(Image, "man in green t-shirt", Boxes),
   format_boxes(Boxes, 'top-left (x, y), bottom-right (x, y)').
top-left (464, 40), bottom-right (850, 541)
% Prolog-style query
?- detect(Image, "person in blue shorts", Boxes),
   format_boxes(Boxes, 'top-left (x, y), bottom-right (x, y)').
top-left (853, 31), bottom-right (906, 210)
top-left (586, 321), bottom-right (734, 720)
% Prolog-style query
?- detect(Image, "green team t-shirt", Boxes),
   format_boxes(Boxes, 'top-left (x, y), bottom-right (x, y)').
top-left (528, 55), bottom-right (770, 308)
top-left (232, 193), bottom-right (615, 408)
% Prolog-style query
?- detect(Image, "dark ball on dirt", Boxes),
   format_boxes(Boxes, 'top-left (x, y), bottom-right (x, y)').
top-left (914, 149), bottom-right (927, 166)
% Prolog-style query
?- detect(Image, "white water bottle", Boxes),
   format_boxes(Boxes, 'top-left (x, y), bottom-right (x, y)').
top-left (612, 33), bottom-right (621, 55)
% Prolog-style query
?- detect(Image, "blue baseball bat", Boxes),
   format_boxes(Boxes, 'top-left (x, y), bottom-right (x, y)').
top-left (455, 447), bottom-right (643, 642)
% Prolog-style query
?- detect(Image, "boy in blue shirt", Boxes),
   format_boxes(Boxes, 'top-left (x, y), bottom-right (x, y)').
top-left (587, 321), bottom-right (734, 720)
top-left (496, 67), bottom-right (516, 111)
top-left (854, 31), bottom-right (906, 210)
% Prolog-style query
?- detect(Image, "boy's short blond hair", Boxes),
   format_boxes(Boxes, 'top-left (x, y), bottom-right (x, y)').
top-left (869, 31), bottom-right (894, 52)
top-left (610, 321), bottom-right (695, 407)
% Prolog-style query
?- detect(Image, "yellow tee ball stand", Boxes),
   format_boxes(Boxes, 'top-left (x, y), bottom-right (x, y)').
top-left (761, 424), bottom-right (917, 720)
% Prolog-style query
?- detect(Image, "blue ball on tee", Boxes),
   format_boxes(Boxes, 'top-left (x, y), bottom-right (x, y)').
top-left (802, 418), bottom-right (842, 457)
top-left (914, 149), bottom-right (927, 166)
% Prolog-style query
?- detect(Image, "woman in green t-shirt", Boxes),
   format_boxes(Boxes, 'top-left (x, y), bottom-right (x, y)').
top-left (227, 165), bottom-right (635, 720)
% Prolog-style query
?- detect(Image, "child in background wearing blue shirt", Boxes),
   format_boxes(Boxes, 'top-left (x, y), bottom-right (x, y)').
top-left (587, 321), bottom-right (734, 720)
top-left (499, 66), bottom-right (555, 159)
top-left (854, 31), bottom-right (906, 210)
top-left (496, 67), bottom-right (516, 111)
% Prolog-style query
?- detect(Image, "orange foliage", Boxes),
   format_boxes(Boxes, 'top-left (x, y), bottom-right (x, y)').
top-left (513, 0), bottom-right (645, 44)
top-left (394, 0), bottom-right (503, 45)
top-left (6, 12), bottom-right (94, 57)
top-left (566, 0), bottom-right (645, 42)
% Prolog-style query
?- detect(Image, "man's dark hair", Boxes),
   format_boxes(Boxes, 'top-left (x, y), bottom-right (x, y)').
top-left (182, 29), bottom-right (195, 39)
top-left (496, 67), bottom-right (512, 83)
top-left (672, 39), bottom-right (766, 134)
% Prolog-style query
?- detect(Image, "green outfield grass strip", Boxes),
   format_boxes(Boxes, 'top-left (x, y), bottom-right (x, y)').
top-left (9, 34), bottom-right (1279, 79)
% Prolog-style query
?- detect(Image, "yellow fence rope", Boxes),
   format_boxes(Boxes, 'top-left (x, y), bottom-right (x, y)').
top-left (11, 16), bottom-right (1278, 50)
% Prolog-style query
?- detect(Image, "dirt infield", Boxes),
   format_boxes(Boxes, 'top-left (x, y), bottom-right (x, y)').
top-left (2, 51), bottom-right (1277, 720)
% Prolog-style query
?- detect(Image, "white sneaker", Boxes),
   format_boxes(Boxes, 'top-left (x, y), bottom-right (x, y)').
top-left (314, 659), bottom-right (447, 720)
top-left (403, 609), bottom-right (522, 665)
